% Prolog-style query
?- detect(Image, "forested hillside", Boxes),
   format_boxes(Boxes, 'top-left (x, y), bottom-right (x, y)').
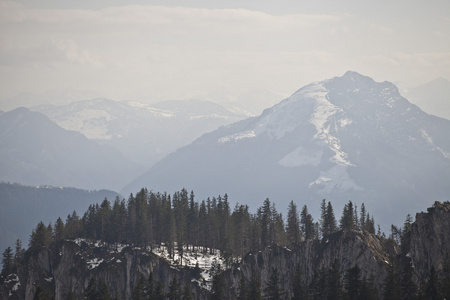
top-left (0, 182), bottom-right (119, 259)
top-left (1, 188), bottom-right (449, 299)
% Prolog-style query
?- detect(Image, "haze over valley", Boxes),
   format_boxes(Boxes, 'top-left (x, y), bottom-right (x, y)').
top-left (1, 1), bottom-right (450, 299)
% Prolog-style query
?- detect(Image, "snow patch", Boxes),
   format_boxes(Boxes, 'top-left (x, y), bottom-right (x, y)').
top-left (421, 129), bottom-right (450, 159)
top-left (278, 146), bottom-right (323, 167)
top-left (55, 108), bottom-right (116, 140)
top-left (127, 102), bottom-right (175, 118)
top-left (86, 258), bottom-right (104, 270)
top-left (308, 85), bottom-right (354, 167)
top-left (309, 165), bottom-right (362, 194)
top-left (152, 244), bottom-right (227, 290)
top-left (218, 131), bottom-right (256, 143)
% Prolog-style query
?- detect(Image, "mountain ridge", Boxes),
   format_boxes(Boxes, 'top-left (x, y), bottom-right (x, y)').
top-left (0, 107), bottom-right (136, 191)
top-left (122, 71), bottom-right (450, 228)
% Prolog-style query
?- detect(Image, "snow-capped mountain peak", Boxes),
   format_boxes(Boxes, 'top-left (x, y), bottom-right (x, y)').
top-left (123, 71), bottom-right (450, 229)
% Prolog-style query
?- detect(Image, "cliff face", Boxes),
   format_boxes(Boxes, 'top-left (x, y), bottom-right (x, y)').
top-left (2, 240), bottom-right (209, 300)
top-left (222, 230), bottom-right (396, 298)
top-left (410, 201), bottom-right (450, 282)
top-left (2, 202), bottom-right (449, 300)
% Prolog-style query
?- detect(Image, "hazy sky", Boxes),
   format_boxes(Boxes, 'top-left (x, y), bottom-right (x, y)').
top-left (1, 0), bottom-right (449, 105)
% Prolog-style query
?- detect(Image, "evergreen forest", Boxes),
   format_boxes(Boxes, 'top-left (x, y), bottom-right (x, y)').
top-left (1, 188), bottom-right (449, 300)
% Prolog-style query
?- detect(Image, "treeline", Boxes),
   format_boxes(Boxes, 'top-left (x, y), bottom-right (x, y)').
top-left (20, 188), bottom-right (377, 265)
top-left (2, 188), bottom-right (449, 300)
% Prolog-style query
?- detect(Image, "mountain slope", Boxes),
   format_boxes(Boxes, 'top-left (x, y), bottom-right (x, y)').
top-left (0, 107), bottom-right (136, 190)
top-left (33, 98), bottom-right (248, 168)
top-left (123, 72), bottom-right (450, 226)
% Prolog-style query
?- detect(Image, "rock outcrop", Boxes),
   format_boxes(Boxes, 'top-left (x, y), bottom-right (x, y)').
top-left (410, 201), bottom-right (450, 283)
top-left (2, 240), bottom-right (209, 300)
top-left (222, 230), bottom-right (396, 298)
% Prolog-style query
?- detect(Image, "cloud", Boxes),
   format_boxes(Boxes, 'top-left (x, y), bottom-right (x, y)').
top-left (0, 38), bottom-right (100, 67)
top-left (0, 1), bottom-right (449, 102)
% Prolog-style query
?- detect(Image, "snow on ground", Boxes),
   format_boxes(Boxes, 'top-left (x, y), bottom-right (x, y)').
top-left (5, 274), bottom-right (20, 297)
top-left (127, 102), bottom-right (175, 118)
top-left (218, 130), bottom-right (256, 143)
top-left (308, 85), bottom-right (353, 167)
top-left (309, 164), bottom-right (362, 194)
top-left (56, 108), bottom-right (116, 140)
top-left (69, 239), bottom-right (227, 291)
top-left (421, 129), bottom-right (450, 159)
top-left (87, 258), bottom-right (104, 270)
top-left (278, 146), bottom-right (323, 167)
top-left (151, 244), bottom-right (227, 290)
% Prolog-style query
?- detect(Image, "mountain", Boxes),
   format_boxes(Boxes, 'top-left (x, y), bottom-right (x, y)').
top-left (404, 77), bottom-right (450, 120)
top-left (0, 107), bottom-right (136, 191)
top-left (123, 71), bottom-right (450, 227)
top-left (0, 182), bottom-right (120, 260)
top-left (32, 98), bottom-right (248, 168)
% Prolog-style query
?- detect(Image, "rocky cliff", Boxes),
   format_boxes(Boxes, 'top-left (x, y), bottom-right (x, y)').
top-left (410, 201), bottom-right (450, 283)
top-left (2, 240), bottom-right (210, 300)
top-left (221, 230), bottom-right (397, 298)
top-left (1, 202), bottom-right (449, 299)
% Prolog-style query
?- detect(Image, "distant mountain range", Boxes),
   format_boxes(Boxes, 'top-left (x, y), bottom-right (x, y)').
top-left (32, 98), bottom-right (249, 168)
top-left (1, 72), bottom-right (449, 229)
top-left (123, 71), bottom-right (450, 227)
top-left (0, 107), bottom-right (137, 191)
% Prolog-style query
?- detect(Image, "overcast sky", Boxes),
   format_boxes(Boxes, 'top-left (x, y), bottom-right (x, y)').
top-left (1, 0), bottom-right (449, 106)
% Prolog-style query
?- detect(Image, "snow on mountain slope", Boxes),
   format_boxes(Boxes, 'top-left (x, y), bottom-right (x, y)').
top-left (33, 98), bottom-right (248, 168)
top-left (0, 108), bottom-right (137, 190)
top-left (123, 71), bottom-right (450, 228)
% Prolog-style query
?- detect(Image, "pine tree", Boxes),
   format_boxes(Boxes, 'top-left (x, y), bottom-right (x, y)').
top-left (29, 221), bottom-right (52, 253)
top-left (360, 203), bottom-right (367, 231)
top-left (287, 201), bottom-right (301, 244)
top-left (1, 246), bottom-right (14, 276)
top-left (14, 238), bottom-right (25, 266)
top-left (300, 205), bottom-right (315, 240)
top-left (65, 211), bottom-right (81, 240)
top-left (53, 217), bottom-right (65, 243)
top-left (264, 267), bottom-right (284, 299)
top-left (340, 201), bottom-right (355, 231)
top-left (320, 200), bottom-right (337, 237)
top-left (261, 198), bottom-right (272, 247)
